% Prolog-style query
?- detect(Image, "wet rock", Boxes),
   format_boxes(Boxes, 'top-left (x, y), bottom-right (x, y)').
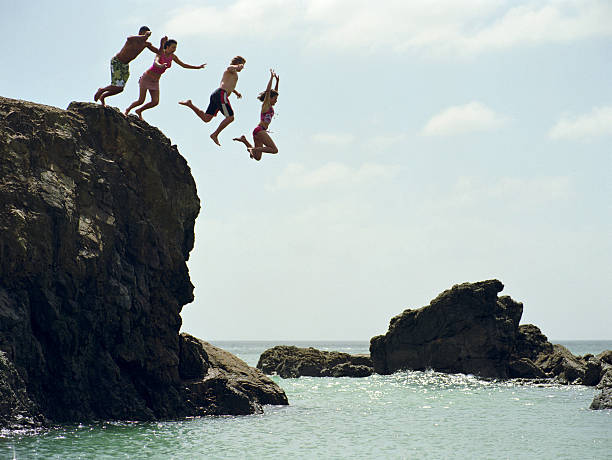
top-left (257, 346), bottom-right (374, 378)
top-left (508, 358), bottom-right (547, 379)
top-left (0, 351), bottom-right (46, 429)
top-left (182, 335), bottom-right (288, 415)
top-left (0, 98), bottom-right (287, 427)
top-left (369, 280), bottom-right (522, 379)
top-left (534, 344), bottom-right (587, 384)
top-left (590, 388), bottom-right (612, 410)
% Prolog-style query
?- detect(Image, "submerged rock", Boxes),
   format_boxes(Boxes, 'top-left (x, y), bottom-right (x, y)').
top-left (0, 98), bottom-right (287, 427)
top-left (257, 345), bottom-right (374, 378)
top-left (370, 280), bottom-right (522, 379)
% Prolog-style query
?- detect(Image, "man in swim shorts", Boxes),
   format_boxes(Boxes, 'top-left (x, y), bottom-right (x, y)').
top-left (94, 26), bottom-right (166, 106)
top-left (179, 56), bottom-right (246, 145)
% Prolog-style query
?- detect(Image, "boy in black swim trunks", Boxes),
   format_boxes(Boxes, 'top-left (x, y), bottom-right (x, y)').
top-left (179, 56), bottom-right (246, 145)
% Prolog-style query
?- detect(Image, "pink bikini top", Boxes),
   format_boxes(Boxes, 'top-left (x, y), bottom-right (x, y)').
top-left (149, 53), bottom-right (173, 74)
top-left (260, 106), bottom-right (274, 126)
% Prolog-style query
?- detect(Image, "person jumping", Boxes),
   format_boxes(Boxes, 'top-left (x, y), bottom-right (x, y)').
top-left (233, 69), bottom-right (279, 161)
top-left (179, 56), bottom-right (246, 146)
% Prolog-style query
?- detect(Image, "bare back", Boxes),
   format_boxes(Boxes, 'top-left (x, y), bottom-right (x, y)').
top-left (115, 36), bottom-right (149, 64)
top-left (219, 68), bottom-right (239, 94)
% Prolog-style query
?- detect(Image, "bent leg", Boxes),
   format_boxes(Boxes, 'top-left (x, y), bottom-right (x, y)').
top-left (124, 86), bottom-right (147, 116)
top-left (135, 90), bottom-right (159, 120)
top-left (250, 131), bottom-right (278, 160)
top-left (210, 115), bottom-right (234, 146)
top-left (179, 100), bottom-right (213, 123)
top-left (96, 85), bottom-right (123, 105)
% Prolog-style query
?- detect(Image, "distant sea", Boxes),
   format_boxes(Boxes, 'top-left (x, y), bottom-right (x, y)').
top-left (2, 340), bottom-right (611, 459)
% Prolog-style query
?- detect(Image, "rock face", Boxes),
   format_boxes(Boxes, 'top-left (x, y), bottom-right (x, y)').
top-left (0, 98), bottom-right (287, 427)
top-left (257, 346), bottom-right (374, 378)
top-left (369, 278), bottom-right (612, 409)
top-left (181, 335), bottom-right (288, 415)
top-left (370, 280), bottom-right (522, 378)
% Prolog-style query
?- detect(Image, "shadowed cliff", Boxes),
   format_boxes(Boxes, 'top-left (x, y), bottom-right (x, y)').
top-left (0, 98), bottom-right (287, 428)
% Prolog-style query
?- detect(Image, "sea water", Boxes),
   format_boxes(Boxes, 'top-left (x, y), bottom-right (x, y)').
top-left (2, 341), bottom-right (611, 459)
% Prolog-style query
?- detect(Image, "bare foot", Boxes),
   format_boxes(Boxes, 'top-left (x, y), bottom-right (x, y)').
top-left (233, 135), bottom-right (247, 143)
top-left (99, 96), bottom-right (107, 107)
top-left (178, 100), bottom-right (192, 107)
top-left (135, 108), bottom-right (144, 120)
top-left (247, 147), bottom-right (255, 159)
top-left (124, 108), bottom-right (131, 117)
top-left (94, 88), bottom-right (103, 102)
top-left (210, 133), bottom-right (220, 146)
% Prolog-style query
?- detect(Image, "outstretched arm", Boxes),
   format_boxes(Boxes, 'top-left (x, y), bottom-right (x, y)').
top-left (274, 72), bottom-right (279, 92)
top-left (262, 69), bottom-right (275, 111)
top-left (173, 55), bottom-right (206, 69)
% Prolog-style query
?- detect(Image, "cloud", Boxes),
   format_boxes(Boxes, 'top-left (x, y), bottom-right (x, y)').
top-left (268, 162), bottom-right (400, 190)
top-left (422, 102), bottom-right (508, 136)
top-left (312, 132), bottom-right (355, 147)
top-left (165, 0), bottom-right (612, 56)
top-left (448, 175), bottom-right (572, 209)
top-left (549, 106), bottom-right (612, 140)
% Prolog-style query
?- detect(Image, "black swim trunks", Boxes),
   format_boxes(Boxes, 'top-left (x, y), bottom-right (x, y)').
top-left (205, 88), bottom-right (234, 118)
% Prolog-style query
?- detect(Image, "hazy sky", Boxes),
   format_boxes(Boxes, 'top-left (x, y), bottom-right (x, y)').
top-left (2, 0), bottom-right (611, 341)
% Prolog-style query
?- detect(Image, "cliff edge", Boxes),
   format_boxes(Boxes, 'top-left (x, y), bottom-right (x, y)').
top-left (0, 98), bottom-right (287, 428)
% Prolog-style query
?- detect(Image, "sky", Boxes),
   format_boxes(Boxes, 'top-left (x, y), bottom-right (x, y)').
top-left (2, 0), bottom-right (611, 341)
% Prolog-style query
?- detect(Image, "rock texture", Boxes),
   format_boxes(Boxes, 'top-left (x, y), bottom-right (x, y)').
top-left (0, 98), bottom-right (287, 427)
top-left (181, 335), bottom-right (288, 415)
top-left (370, 279), bottom-right (611, 396)
top-left (370, 280), bottom-right (522, 378)
top-left (257, 346), bottom-right (374, 378)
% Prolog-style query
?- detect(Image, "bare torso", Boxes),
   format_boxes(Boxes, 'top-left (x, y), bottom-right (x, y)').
top-left (115, 36), bottom-right (149, 64)
top-left (219, 69), bottom-right (239, 94)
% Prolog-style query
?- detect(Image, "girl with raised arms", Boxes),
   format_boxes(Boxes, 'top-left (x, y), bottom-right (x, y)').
top-left (233, 69), bottom-right (279, 161)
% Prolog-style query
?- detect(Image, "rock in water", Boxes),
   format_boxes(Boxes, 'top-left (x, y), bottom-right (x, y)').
top-left (0, 98), bottom-right (287, 427)
top-left (257, 346), bottom-right (374, 378)
top-left (369, 280), bottom-right (523, 378)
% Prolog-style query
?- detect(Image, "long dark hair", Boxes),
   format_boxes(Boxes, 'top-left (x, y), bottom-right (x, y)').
top-left (258, 90), bottom-right (278, 102)
top-left (164, 39), bottom-right (177, 49)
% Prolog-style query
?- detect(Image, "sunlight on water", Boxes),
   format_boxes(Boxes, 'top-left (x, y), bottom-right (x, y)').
top-left (2, 341), bottom-right (611, 459)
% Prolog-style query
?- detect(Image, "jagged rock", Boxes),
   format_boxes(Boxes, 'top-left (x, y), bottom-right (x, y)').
top-left (257, 346), bottom-right (374, 378)
top-left (511, 324), bottom-right (554, 362)
top-left (508, 358), bottom-right (547, 379)
top-left (534, 344), bottom-right (588, 384)
top-left (590, 388), bottom-right (612, 410)
top-left (0, 351), bottom-right (46, 429)
top-left (596, 350), bottom-right (612, 366)
top-left (369, 280), bottom-right (523, 379)
top-left (181, 335), bottom-right (288, 415)
top-left (582, 358), bottom-right (603, 386)
top-left (0, 98), bottom-right (287, 427)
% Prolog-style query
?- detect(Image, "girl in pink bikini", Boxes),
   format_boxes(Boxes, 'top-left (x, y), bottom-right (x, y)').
top-left (233, 69), bottom-right (279, 161)
top-left (125, 39), bottom-right (205, 120)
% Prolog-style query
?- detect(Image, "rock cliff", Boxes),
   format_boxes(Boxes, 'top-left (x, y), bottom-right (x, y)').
top-left (370, 280), bottom-right (522, 378)
top-left (370, 279), bottom-right (611, 396)
top-left (0, 97), bottom-right (287, 427)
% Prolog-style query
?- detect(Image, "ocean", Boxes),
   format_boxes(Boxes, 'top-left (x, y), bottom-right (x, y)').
top-left (2, 340), bottom-right (611, 459)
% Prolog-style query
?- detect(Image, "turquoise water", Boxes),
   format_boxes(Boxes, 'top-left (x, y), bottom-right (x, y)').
top-left (2, 341), bottom-right (611, 459)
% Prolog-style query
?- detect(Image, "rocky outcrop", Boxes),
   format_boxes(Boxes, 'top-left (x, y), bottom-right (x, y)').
top-left (369, 278), bottom-right (611, 410)
top-left (257, 346), bottom-right (374, 378)
top-left (181, 335), bottom-right (288, 415)
top-left (0, 97), bottom-right (287, 427)
top-left (0, 351), bottom-right (46, 429)
top-left (370, 280), bottom-right (522, 379)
